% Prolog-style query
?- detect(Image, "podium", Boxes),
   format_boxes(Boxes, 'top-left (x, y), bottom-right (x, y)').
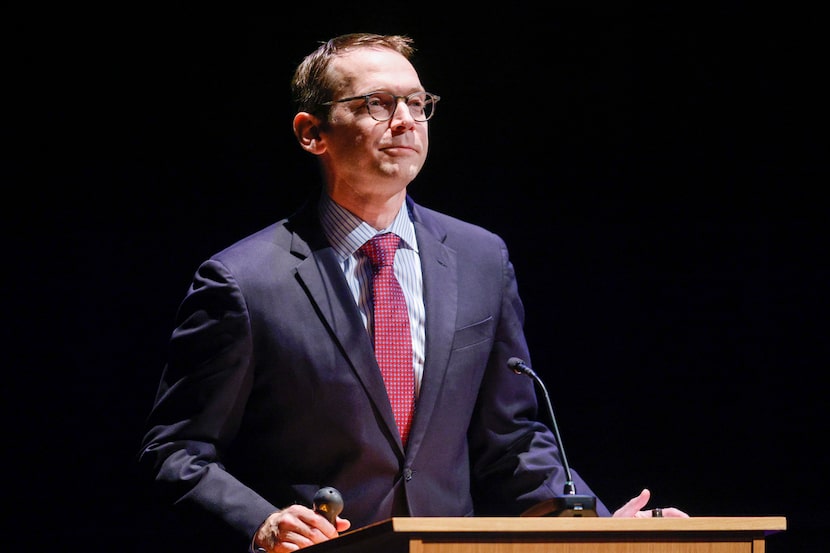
top-left (307, 516), bottom-right (786, 553)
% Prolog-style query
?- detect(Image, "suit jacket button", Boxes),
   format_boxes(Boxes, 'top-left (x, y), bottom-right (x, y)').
top-left (403, 468), bottom-right (413, 481)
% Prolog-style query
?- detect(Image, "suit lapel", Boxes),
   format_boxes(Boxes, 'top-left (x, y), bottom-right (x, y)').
top-left (406, 204), bottom-right (458, 456)
top-left (289, 205), bottom-right (402, 450)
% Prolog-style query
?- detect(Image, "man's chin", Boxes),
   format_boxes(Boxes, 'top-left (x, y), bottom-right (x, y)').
top-left (378, 161), bottom-right (423, 183)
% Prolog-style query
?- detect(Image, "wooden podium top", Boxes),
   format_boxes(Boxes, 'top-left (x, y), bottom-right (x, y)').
top-left (308, 516), bottom-right (787, 553)
top-left (381, 516), bottom-right (787, 533)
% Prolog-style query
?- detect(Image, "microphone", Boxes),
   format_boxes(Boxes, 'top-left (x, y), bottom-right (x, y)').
top-left (313, 486), bottom-right (344, 524)
top-left (507, 357), bottom-right (597, 517)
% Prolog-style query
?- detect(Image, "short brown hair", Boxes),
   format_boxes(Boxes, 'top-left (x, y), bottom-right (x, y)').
top-left (291, 33), bottom-right (415, 117)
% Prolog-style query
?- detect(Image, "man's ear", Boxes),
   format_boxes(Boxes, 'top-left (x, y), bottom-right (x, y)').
top-left (293, 112), bottom-right (325, 155)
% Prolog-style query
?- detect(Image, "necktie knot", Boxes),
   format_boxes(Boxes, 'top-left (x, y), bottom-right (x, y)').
top-left (360, 233), bottom-right (401, 270)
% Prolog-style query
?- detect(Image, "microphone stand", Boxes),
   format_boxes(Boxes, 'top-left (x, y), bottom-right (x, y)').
top-left (508, 357), bottom-right (597, 517)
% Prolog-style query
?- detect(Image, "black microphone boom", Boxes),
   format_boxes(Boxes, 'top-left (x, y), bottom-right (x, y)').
top-left (507, 357), bottom-right (597, 517)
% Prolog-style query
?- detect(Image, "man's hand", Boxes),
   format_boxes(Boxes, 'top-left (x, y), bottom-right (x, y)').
top-left (612, 488), bottom-right (690, 518)
top-left (254, 504), bottom-right (351, 552)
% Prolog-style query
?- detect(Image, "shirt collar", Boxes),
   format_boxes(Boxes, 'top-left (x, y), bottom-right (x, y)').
top-left (319, 192), bottom-right (418, 262)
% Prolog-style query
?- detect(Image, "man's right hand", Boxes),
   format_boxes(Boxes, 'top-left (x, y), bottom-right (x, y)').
top-left (253, 504), bottom-right (351, 552)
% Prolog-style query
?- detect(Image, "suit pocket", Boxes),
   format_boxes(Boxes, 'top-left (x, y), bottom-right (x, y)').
top-left (451, 316), bottom-right (494, 351)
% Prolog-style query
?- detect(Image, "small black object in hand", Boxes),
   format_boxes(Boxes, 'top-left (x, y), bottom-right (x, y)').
top-left (313, 486), bottom-right (344, 524)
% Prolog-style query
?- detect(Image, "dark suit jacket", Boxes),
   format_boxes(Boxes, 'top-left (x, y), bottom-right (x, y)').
top-left (138, 194), bottom-right (610, 550)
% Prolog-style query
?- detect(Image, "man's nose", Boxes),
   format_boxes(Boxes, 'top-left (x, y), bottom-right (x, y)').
top-left (390, 99), bottom-right (417, 128)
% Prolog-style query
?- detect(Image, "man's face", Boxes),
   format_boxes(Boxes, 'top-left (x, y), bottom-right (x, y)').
top-left (319, 47), bottom-right (430, 203)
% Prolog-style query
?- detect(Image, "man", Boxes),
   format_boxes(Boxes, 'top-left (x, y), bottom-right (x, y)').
top-left (138, 33), bottom-right (686, 553)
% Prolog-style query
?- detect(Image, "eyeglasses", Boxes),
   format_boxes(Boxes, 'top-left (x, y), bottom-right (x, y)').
top-left (322, 91), bottom-right (440, 122)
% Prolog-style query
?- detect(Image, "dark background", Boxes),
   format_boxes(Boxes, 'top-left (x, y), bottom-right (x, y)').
top-left (5, 7), bottom-right (826, 552)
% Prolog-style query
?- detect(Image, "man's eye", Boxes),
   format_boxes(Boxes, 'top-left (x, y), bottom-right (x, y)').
top-left (368, 95), bottom-right (392, 107)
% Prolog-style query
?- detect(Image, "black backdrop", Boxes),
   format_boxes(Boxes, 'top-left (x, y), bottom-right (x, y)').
top-left (6, 7), bottom-right (826, 552)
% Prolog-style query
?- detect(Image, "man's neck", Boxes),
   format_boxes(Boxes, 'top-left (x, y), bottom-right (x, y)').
top-left (328, 187), bottom-right (408, 230)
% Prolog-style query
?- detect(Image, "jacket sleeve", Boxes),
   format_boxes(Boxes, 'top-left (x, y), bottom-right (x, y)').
top-left (137, 258), bottom-right (278, 545)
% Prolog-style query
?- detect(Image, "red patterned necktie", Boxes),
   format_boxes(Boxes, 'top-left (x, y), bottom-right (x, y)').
top-left (359, 233), bottom-right (415, 446)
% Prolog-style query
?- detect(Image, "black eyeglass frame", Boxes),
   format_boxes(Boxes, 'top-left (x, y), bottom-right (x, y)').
top-left (321, 91), bottom-right (441, 122)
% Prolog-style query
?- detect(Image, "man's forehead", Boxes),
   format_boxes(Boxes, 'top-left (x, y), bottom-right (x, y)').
top-left (329, 48), bottom-right (417, 90)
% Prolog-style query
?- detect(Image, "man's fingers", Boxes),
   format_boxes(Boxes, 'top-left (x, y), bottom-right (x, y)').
top-left (660, 507), bottom-right (690, 518)
top-left (613, 488), bottom-right (651, 517)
